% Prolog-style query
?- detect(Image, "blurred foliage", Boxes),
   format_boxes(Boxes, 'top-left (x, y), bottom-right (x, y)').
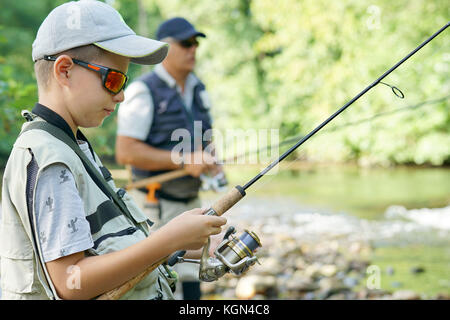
top-left (0, 0), bottom-right (449, 166)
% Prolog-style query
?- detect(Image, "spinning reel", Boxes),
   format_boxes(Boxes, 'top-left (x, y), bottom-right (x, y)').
top-left (200, 171), bottom-right (228, 193)
top-left (177, 226), bottom-right (262, 282)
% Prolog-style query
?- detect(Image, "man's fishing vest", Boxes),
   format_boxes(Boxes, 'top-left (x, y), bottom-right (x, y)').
top-left (0, 115), bottom-right (174, 300)
top-left (131, 72), bottom-right (213, 200)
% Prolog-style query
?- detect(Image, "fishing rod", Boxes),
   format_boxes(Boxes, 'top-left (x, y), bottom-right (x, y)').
top-left (98, 22), bottom-right (449, 300)
top-left (166, 21), bottom-right (449, 264)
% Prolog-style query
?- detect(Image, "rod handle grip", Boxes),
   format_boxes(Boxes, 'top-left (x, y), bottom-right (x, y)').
top-left (211, 185), bottom-right (246, 216)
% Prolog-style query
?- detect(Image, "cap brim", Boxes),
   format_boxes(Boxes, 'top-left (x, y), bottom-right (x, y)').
top-left (172, 30), bottom-right (206, 41)
top-left (94, 34), bottom-right (169, 65)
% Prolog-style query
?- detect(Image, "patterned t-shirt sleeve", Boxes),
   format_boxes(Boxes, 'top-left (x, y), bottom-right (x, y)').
top-left (34, 163), bottom-right (94, 262)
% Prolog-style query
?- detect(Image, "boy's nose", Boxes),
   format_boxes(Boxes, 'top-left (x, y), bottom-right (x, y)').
top-left (113, 90), bottom-right (125, 103)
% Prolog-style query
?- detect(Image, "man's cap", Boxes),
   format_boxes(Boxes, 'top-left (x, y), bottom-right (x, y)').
top-left (156, 17), bottom-right (206, 41)
top-left (32, 0), bottom-right (168, 65)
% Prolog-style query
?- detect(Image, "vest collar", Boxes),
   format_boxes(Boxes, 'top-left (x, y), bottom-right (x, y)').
top-left (154, 64), bottom-right (198, 90)
top-left (31, 103), bottom-right (94, 156)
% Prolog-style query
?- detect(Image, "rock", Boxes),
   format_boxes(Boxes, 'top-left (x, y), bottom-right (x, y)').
top-left (349, 242), bottom-right (362, 254)
top-left (390, 281), bottom-right (403, 288)
top-left (304, 263), bottom-right (321, 279)
top-left (347, 260), bottom-right (369, 272)
top-left (285, 273), bottom-right (319, 292)
top-left (343, 277), bottom-right (359, 288)
top-left (435, 293), bottom-right (450, 300)
top-left (320, 264), bottom-right (338, 277)
top-left (258, 257), bottom-right (281, 273)
top-left (357, 289), bottom-right (386, 299)
top-left (294, 257), bottom-right (307, 270)
top-left (392, 290), bottom-right (421, 300)
top-left (410, 266), bottom-right (425, 274)
top-left (222, 288), bottom-right (237, 299)
top-left (318, 277), bottom-right (347, 292)
top-left (386, 266), bottom-right (395, 275)
top-left (303, 292), bottom-right (316, 300)
top-left (200, 282), bottom-right (217, 295)
top-left (235, 275), bottom-right (277, 299)
top-left (327, 293), bottom-right (347, 300)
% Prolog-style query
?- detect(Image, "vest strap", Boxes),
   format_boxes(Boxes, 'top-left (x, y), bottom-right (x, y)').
top-left (21, 121), bottom-right (147, 235)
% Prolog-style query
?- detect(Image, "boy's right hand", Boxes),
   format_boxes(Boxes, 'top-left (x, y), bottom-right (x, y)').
top-left (162, 208), bottom-right (227, 251)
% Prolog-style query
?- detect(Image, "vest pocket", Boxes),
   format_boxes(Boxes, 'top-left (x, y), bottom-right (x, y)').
top-left (120, 190), bottom-right (151, 231)
top-left (0, 223), bottom-right (35, 294)
top-left (0, 256), bottom-right (35, 294)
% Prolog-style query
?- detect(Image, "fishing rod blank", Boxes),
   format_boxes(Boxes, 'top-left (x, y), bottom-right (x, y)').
top-left (244, 22), bottom-right (448, 190)
top-left (165, 21), bottom-right (449, 266)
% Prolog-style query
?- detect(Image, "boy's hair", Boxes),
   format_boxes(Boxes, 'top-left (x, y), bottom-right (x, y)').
top-left (34, 44), bottom-right (104, 93)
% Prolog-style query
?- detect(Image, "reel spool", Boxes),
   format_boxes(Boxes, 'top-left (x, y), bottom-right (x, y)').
top-left (177, 227), bottom-right (262, 282)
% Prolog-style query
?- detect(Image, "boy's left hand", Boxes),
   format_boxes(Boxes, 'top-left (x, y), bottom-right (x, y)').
top-left (208, 230), bottom-right (226, 257)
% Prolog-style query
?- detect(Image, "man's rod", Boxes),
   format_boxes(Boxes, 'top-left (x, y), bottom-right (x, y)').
top-left (98, 22), bottom-right (449, 300)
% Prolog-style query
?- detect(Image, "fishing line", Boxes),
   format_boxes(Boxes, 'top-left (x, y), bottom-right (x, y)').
top-left (226, 94), bottom-right (450, 165)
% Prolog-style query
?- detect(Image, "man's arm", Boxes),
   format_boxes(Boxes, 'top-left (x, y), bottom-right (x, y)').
top-left (115, 135), bottom-right (180, 171)
top-left (116, 135), bottom-right (217, 178)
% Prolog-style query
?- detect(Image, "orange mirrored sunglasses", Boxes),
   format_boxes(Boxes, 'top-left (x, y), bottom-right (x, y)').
top-left (44, 55), bottom-right (128, 94)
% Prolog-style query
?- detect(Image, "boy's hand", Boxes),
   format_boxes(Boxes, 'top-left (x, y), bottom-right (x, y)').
top-left (208, 230), bottom-right (226, 257)
top-left (162, 208), bottom-right (227, 251)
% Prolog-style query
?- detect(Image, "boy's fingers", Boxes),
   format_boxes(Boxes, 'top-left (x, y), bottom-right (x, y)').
top-left (201, 207), bottom-right (210, 214)
top-left (186, 208), bottom-right (205, 215)
top-left (210, 226), bottom-right (223, 235)
top-left (184, 208), bottom-right (227, 226)
top-left (208, 216), bottom-right (227, 227)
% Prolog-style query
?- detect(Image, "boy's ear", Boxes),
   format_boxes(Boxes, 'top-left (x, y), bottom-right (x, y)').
top-left (52, 55), bottom-right (75, 87)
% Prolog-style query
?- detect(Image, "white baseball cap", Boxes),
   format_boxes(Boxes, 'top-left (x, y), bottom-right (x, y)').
top-left (32, 0), bottom-right (168, 65)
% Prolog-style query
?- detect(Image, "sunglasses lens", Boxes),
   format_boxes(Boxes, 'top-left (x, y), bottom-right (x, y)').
top-left (105, 71), bottom-right (126, 93)
top-left (179, 38), bottom-right (199, 48)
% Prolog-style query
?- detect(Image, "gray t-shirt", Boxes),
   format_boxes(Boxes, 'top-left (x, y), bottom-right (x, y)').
top-left (34, 141), bottom-right (97, 262)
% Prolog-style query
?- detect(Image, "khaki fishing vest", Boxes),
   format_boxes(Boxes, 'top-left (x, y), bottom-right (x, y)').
top-left (0, 117), bottom-right (174, 300)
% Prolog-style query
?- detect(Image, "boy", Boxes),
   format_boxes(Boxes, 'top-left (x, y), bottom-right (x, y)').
top-left (116, 17), bottom-right (220, 300)
top-left (0, 1), bottom-right (226, 300)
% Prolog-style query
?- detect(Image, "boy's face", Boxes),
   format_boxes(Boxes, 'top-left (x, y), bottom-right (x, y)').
top-left (63, 51), bottom-right (129, 130)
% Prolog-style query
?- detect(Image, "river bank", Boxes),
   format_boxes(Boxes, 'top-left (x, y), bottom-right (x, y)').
top-left (199, 196), bottom-right (450, 300)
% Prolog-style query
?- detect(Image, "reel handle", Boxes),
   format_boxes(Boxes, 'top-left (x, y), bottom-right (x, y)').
top-left (167, 186), bottom-right (246, 266)
top-left (167, 250), bottom-right (186, 266)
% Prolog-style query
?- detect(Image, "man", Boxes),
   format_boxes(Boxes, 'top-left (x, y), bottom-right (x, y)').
top-left (116, 17), bottom-right (220, 300)
top-left (0, 2), bottom-right (226, 300)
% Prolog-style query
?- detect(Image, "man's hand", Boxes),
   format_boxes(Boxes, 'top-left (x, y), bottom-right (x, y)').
top-left (183, 150), bottom-right (217, 177)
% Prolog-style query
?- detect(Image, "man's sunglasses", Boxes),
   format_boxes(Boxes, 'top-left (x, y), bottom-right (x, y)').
top-left (43, 55), bottom-right (128, 94)
top-left (178, 37), bottom-right (199, 49)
